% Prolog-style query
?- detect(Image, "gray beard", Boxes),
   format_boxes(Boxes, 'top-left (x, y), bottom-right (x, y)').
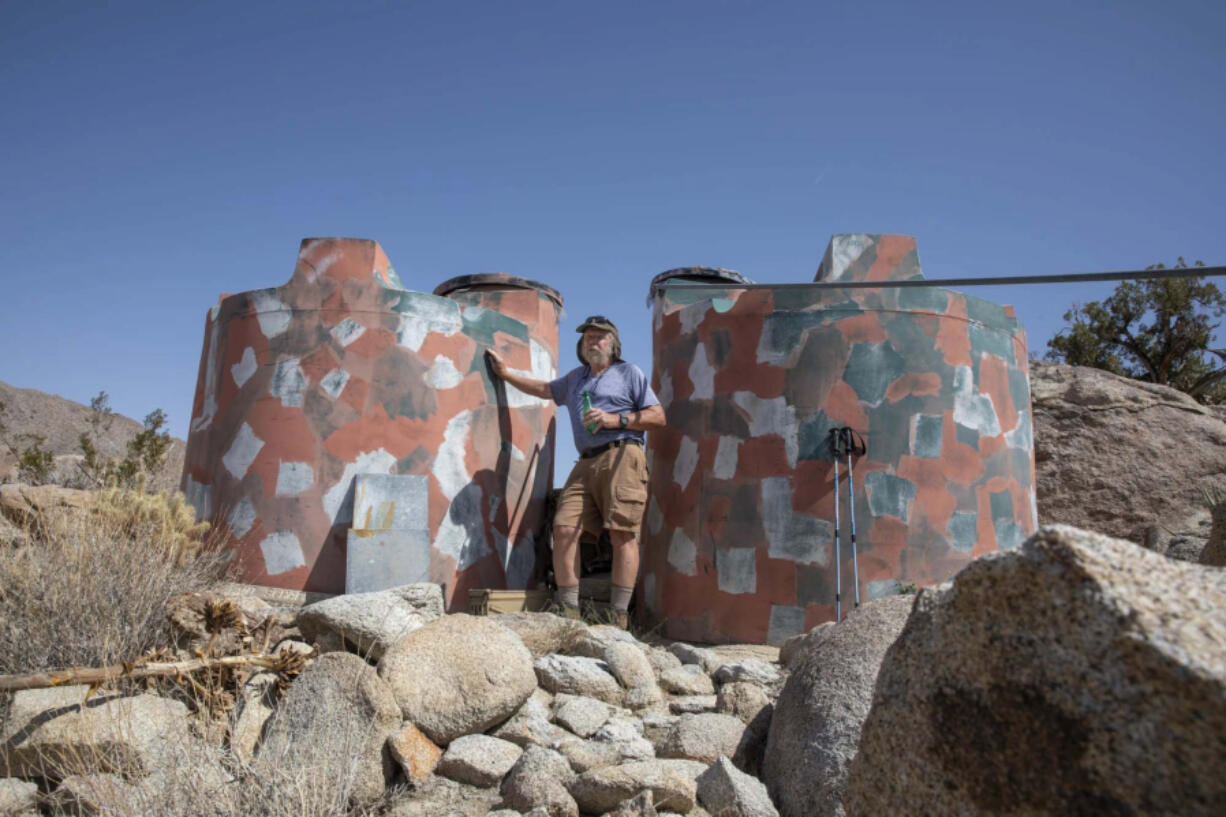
top-left (584, 348), bottom-right (612, 369)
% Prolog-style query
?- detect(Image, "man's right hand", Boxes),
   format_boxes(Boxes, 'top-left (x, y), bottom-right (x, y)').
top-left (485, 349), bottom-right (508, 379)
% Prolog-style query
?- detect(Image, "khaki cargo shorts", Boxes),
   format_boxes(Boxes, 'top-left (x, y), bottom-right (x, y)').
top-left (554, 442), bottom-right (649, 537)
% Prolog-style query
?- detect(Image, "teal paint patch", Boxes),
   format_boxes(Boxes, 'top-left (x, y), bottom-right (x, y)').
top-left (867, 579), bottom-right (903, 600)
top-left (965, 294), bottom-right (1018, 332)
top-left (461, 306), bottom-right (530, 347)
top-left (948, 512), bottom-right (978, 552)
top-left (897, 286), bottom-right (950, 314)
top-left (383, 264), bottom-right (406, 290)
top-left (955, 423), bottom-right (980, 450)
top-left (881, 313), bottom-right (955, 390)
top-left (1009, 366), bottom-right (1032, 409)
top-left (995, 518), bottom-right (1026, 550)
top-left (758, 311), bottom-right (816, 363)
top-left (865, 471), bottom-right (917, 520)
top-left (767, 605), bottom-right (806, 647)
top-left (866, 396), bottom-right (924, 464)
top-left (711, 297), bottom-right (736, 313)
top-left (912, 414), bottom-right (943, 458)
top-left (797, 411), bottom-right (836, 461)
top-left (796, 563), bottom-right (832, 606)
top-left (969, 322), bottom-right (1016, 366)
top-left (989, 489), bottom-right (1014, 522)
top-left (843, 342), bottom-right (906, 406)
top-left (663, 288), bottom-right (720, 308)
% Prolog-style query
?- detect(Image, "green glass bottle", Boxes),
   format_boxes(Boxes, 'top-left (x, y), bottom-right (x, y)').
top-left (581, 391), bottom-right (599, 433)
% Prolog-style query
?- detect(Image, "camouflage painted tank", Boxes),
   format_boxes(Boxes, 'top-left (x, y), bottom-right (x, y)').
top-left (641, 234), bottom-right (1036, 644)
top-left (181, 238), bottom-right (560, 607)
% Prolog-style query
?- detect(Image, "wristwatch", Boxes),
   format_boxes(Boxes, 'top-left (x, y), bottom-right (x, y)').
top-left (619, 413), bottom-right (629, 429)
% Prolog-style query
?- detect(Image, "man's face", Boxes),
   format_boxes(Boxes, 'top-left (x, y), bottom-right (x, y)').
top-left (582, 328), bottom-right (613, 366)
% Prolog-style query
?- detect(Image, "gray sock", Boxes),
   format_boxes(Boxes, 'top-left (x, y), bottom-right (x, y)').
top-left (557, 586), bottom-right (580, 607)
top-left (611, 584), bottom-right (634, 612)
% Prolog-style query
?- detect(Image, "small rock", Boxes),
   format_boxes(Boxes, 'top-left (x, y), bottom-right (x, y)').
top-left (568, 759), bottom-right (707, 814)
top-left (603, 642), bottom-right (657, 690)
top-left (230, 671), bottom-right (277, 764)
top-left (605, 790), bottom-right (658, 816)
top-left (734, 704), bottom-right (773, 778)
top-left (592, 714), bottom-right (655, 760)
top-left (623, 683), bottom-right (664, 710)
top-left (696, 756), bottom-right (778, 817)
top-left (296, 583), bottom-right (444, 660)
top-left (565, 624), bottom-right (641, 658)
top-left (271, 638), bottom-right (315, 657)
top-left (384, 776), bottom-right (502, 816)
top-left (659, 665), bottom-right (715, 696)
top-left (715, 683), bottom-right (770, 724)
top-left (388, 722), bottom-right (443, 786)
top-left (553, 737), bottom-right (624, 773)
top-left (666, 643), bottom-right (719, 673)
top-left (437, 734), bottom-right (524, 788)
top-left (496, 612), bottom-right (588, 658)
top-left (492, 690), bottom-right (569, 748)
top-left (712, 660), bottom-right (780, 688)
top-left (0, 778), bottom-right (38, 816)
top-left (640, 713), bottom-right (680, 749)
top-left (658, 713), bottom-right (746, 765)
top-left (534, 655), bottom-right (624, 704)
top-left (553, 695), bottom-right (614, 738)
top-left (669, 696), bottom-right (717, 715)
top-left (646, 647), bottom-right (683, 676)
top-left (379, 614), bottom-right (537, 745)
top-left (500, 745), bottom-right (579, 817)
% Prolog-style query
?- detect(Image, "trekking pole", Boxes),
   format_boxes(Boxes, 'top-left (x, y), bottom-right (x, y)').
top-left (840, 428), bottom-right (867, 610)
top-left (828, 427), bottom-right (844, 621)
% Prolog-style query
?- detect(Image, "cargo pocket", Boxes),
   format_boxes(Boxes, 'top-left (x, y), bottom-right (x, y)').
top-left (609, 454), bottom-right (649, 530)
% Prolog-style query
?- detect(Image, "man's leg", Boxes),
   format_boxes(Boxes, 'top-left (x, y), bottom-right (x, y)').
top-left (608, 529), bottom-right (639, 618)
top-left (552, 523), bottom-right (583, 609)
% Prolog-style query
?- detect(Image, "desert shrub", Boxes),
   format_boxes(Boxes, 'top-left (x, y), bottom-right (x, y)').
top-left (0, 507), bottom-right (227, 676)
top-left (93, 480), bottom-right (211, 564)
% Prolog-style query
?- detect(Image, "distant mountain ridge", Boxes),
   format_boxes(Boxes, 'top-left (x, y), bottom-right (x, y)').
top-left (0, 380), bottom-right (185, 491)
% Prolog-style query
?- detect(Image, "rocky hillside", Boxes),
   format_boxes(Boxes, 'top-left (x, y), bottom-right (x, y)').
top-left (1031, 361), bottom-right (1226, 560)
top-left (0, 380), bottom-right (185, 490)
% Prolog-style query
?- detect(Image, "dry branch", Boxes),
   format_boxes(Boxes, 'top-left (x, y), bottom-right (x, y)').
top-left (0, 652), bottom-right (291, 692)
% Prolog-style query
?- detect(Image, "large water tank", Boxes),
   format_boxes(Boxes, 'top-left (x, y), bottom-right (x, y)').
top-left (640, 234), bottom-right (1036, 644)
top-left (180, 238), bottom-right (561, 607)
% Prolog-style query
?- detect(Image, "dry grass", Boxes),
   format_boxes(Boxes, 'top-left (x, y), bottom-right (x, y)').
top-left (0, 507), bottom-right (228, 677)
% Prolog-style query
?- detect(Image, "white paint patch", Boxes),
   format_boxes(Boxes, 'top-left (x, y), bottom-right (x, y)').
top-left (657, 370), bottom-right (674, 407)
top-left (432, 410), bottom-right (472, 501)
top-left (250, 290), bottom-right (291, 338)
top-left (183, 477), bottom-right (212, 522)
top-left (227, 496), bottom-right (257, 539)
top-left (713, 436), bottom-right (740, 480)
top-left (647, 496), bottom-right (663, 535)
top-left (1005, 409), bottom-right (1032, 450)
top-left (190, 321), bottom-right (220, 433)
top-left (300, 250), bottom-right (338, 283)
top-left (761, 476), bottom-right (830, 566)
top-left (259, 531), bottom-right (306, 576)
top-left (673, 436), bottom-right (699, 490)
top-left (953, 366), bottom-right (1001, 437)
top-left (667, 528), bottom-right (697, 576)
top-left (320, 368), bottom-right (350, 399)
top-left (222, 423), bottom-right (264, 480)
top-left (717, 548), bottom-right (757, 595)
top-left (433, 487), bottom-right (491, 571)
top-left (1030, 486), bottom-right (1039, 530)
top-left (679, 301), bottom-right (710, 334)
top-left (276, 462), bottom-right (314, 496)
top-left (425, 355), bottom-right (464, 389)
top-left (396, 295), bottom-right (462, 351)
top-left (510, 444), bottom-right (526, 462)
top-left (322, 448), bottom-right (397, 525)
top-left (828, 234), bottom-right (871, 281)
top-left (733, 391), bottom-right (799, 466)
top-left (270, 358), bottom-right (308, 407)
top-left (231, 346), bottom-right (257, 388)
top-left (506, 339), bottom-right (557, 409)
top-left (330, 317), bottom-right (366, 347)
top-left (688, 342), bottom-right (715, 400)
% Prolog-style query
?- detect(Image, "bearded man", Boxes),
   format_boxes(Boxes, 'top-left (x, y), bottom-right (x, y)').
top-left (487, 315), bottom-right (665, 626)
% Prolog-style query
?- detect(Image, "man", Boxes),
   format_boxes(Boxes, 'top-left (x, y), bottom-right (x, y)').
top-left (487, 315), bottom-right (665, 627)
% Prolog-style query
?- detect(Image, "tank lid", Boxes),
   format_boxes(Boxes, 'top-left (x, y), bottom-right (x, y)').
top-left (433, 273), bottom-right (563, 308)
top-left (647, 267), bottom-right (754, 303)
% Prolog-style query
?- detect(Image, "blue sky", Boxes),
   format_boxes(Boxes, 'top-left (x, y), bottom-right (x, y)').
top-left (2, 0), bottom-right (1223, 476)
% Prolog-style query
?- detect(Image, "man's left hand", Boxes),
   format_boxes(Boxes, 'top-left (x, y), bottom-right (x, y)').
top-left (582, 408), bottom-right (619, 430)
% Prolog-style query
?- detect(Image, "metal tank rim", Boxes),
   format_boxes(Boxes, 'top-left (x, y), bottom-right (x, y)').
top-left (646, 267), bottom-right (755, 305)
top-left (434, 273), bottom-right (564, 309)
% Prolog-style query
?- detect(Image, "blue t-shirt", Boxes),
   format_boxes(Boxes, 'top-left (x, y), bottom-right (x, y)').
top-left (549, 361), bottom-right (660, 453)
